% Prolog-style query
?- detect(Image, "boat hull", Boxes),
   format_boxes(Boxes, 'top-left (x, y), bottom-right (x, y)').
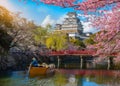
top-left (29, 67), bottom-right (54, 77)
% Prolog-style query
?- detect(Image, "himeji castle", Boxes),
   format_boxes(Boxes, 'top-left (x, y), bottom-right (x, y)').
top-left (55, 12), bottom-right (92, 40)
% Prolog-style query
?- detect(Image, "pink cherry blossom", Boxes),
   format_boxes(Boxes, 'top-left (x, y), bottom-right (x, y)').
top-left (21, 0), bottom-right (120, 63)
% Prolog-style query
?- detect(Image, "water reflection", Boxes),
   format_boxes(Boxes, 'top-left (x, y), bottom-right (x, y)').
top-left (0, 70), bottom-right (120, 86)
top-left (57, 70), bottom-right (120, 86)
top-left (66, 75), bottom-right (77, 86)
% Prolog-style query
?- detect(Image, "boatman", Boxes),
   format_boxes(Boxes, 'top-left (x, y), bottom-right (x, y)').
top-left (30, 57), bottom-right (40, 67)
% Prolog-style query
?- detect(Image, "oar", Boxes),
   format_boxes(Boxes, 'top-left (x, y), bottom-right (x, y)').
top-left (27, 64), bottom-right (31, 76)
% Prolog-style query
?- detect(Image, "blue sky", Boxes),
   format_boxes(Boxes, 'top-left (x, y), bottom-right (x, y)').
top-left (0, 0), bottom-right (97, 33)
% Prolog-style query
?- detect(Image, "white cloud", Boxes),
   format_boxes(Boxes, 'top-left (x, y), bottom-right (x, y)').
top-left (41, 14), bottom-right (67, 27)
top-left (56, 14), bottom-right (67, 24)
top-left (81, 21), bottom-right (97, 33)
top-left (0, 0), bottom-right (15, 11)
top-left (78, 13), bottom-right (97, 33)
top-left (78, 13), bottom-right (95, 21)
top-left (41, 15), bottom-right (55, 27)
top-left (78, 13), bottom-right (95, 18)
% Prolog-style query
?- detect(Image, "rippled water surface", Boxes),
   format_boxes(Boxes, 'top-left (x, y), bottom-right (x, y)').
top-left (0, 70), bottom-right (120, 86)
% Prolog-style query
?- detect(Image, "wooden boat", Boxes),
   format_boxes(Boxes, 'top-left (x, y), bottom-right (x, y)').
top-left (29, 66), bottom-right (55, 77)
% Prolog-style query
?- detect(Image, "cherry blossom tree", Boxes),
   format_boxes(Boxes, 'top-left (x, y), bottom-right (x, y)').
top-left (20, 0), bottom-right (120, 63)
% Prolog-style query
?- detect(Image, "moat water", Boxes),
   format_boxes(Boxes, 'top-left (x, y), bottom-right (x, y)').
top-left (0, 69), bottom-right (120, 86)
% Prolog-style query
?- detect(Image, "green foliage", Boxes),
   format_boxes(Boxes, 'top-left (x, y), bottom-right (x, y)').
top-left (75, 39), bottom-right (86, 48)
top-left (33, 27), bottom-right (48, 45)
top-left (69, 38), bottom-right (86, 48)
top-left (46, 32), bottom-right (67, 51)
top-left (45, 24), bottom-right (54, 33)
top-left (84, 34), bottom-right (96, 45)
top-left (84, 38), bottom-right (95, 45)
top-left (45, 24), bottom-right (52, 30)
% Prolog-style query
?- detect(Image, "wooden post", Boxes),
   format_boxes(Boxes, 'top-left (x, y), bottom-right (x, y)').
top-left (57, 56), bottom-right (60, 69)
top-left (80, 56), bottom-right (83, 69)
top-left (107, 57), bottom-right (110, 70)
top-left (93, 59), bottom-right (96, 68)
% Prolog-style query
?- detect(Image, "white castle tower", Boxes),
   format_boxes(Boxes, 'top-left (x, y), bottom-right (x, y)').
top-left (55, 12), bottom-right (91, 39)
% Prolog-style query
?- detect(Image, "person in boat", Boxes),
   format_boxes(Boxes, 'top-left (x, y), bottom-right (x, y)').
top-left (30, 57), bottom-right (40, 67)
